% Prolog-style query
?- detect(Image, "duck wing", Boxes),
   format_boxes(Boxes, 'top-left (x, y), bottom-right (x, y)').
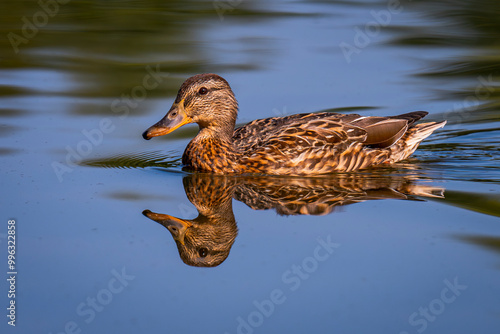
top-left (232, 111), bottom-right (429, 174)
top-left (234, 111), bottom-right (428, 149)
top-left (234, 113), bottom-right (367, 173)
top-left (350, 111), bottom-right (428, 148)
top-left (233, 112), bottom-right (366, 151)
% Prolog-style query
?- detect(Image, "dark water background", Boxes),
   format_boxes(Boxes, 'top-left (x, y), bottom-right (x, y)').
top-left (1, 0), bottom-right (499, 333)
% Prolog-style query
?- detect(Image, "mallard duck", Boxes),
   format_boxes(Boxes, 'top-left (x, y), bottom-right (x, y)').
top-left (142, 73), bottom-right (446, 174)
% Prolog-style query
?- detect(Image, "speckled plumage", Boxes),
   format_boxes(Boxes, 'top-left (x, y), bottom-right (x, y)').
top-left (143, 73), bottom-right (446, 175)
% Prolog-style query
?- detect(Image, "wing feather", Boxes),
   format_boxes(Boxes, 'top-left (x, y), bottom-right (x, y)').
top-left (231, 111), bottom-right (430, 174)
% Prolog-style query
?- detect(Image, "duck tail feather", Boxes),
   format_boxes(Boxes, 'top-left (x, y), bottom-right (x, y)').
top-left (390, 111), bottom-right (429, 125)
top-left (406, 120), bottom-right (447, 147)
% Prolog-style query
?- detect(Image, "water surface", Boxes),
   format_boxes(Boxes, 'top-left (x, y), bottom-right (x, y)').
top-left (1, 0), bottom-right (499, 333)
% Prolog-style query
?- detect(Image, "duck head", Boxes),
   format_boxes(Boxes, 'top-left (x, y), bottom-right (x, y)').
top-left (142, 73), bottom-right (238, 140)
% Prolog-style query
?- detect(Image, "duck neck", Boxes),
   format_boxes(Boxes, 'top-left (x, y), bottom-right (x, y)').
top-left (198, 123), bottom-right (234, 144)
top-left (183, 125), bottom-right (238, 173)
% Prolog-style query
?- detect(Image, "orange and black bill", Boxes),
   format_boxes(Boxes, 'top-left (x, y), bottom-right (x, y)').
top-left (142, 99), bottom-right (193, 140)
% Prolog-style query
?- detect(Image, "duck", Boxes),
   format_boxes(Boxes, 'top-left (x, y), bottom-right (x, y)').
top-left (142, 73), bottom-right (446, 175)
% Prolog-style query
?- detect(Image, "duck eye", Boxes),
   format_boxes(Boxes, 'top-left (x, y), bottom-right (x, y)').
top-left (198, 247), bottom-right (208, 257)
top-left (198, 87), bottom-right (208, 95)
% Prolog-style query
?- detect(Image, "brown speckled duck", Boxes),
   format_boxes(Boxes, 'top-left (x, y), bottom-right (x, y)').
top-left (142, 73), bottom-right (446, 174)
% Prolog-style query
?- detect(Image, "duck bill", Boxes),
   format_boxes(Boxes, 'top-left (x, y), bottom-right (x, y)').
top-left (142, 99), bottom-right (193, 140)
top-left (142, 209), bottom-right (192, 245)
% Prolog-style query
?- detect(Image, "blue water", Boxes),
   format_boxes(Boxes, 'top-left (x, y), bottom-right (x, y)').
top-left (1, 0), bottom-right (499, 333)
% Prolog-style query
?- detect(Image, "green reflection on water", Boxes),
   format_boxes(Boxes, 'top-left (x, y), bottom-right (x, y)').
top-left (435, 190), bottom-right (500, 217)
top-left (388, 0), bottom-right (500, 117)
top-left (457, 235), bottom-right (500, 254)
top-left (0, 0), bottom-right (309, 113)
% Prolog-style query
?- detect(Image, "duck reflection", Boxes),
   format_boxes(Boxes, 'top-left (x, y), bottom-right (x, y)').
top-left (143, 172), bottom-right (444, 267)
top-left (143, 176), bottom-right (238, 267)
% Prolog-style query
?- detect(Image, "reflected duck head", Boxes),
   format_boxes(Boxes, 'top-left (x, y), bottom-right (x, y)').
top-left (142, 73), bottom-right (238, 140)
top-left (142, 209), bottom-right (237, 267)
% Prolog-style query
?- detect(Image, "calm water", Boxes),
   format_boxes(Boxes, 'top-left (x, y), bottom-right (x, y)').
top-left (1, 0), bottom-right (499, 333)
